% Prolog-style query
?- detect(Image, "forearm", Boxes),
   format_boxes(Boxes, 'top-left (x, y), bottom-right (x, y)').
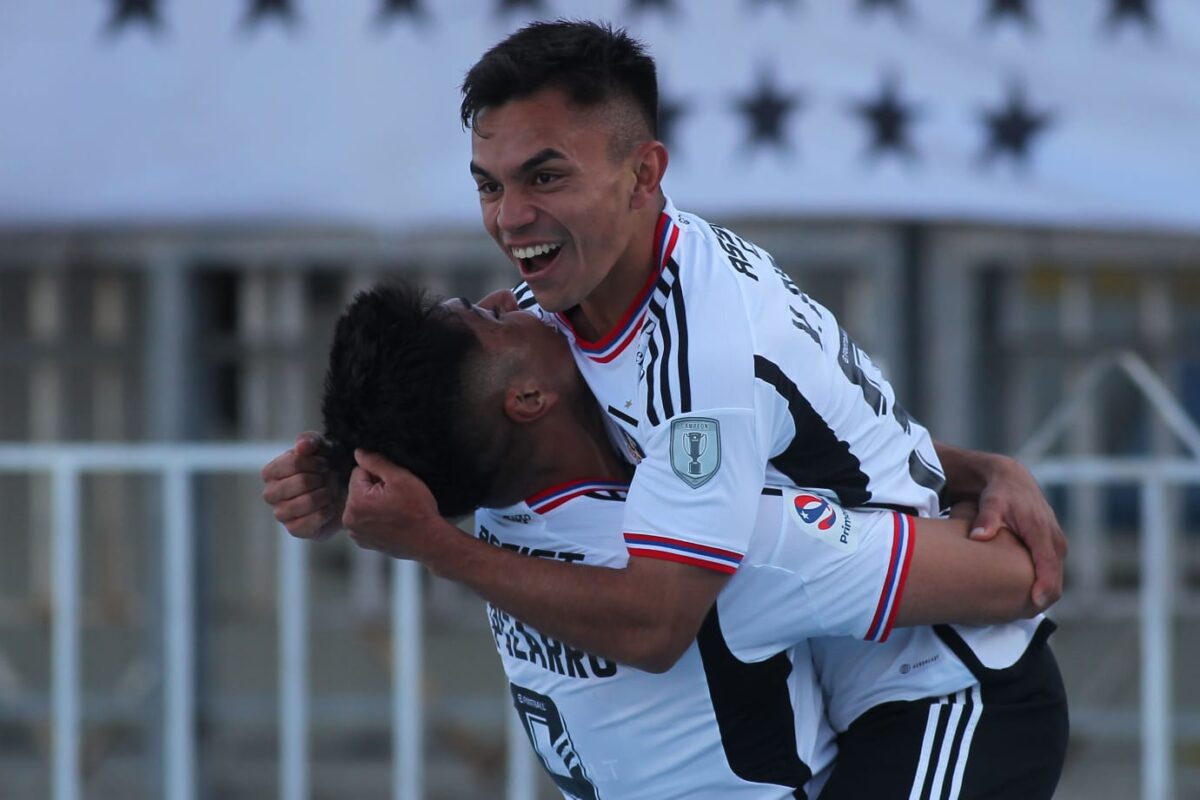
top-left (424, 529), bottom-right (701, 672)
top-left (897, 520), bottom-right (1038, 627)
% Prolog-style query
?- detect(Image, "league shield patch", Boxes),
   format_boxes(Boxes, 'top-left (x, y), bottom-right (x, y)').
top-left (669, 417), bottom-right (721, 488)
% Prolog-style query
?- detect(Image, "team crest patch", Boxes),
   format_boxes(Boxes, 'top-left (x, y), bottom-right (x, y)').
top-left (786, 490), bottom-right (857, 553)
top-left (669, 417), bottom-right (721, 488)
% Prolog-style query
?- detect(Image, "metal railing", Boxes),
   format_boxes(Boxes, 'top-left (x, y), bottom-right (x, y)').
top-left (0, 444), bottom-right (432, 800)
top-left (3, 349), bottom-right (1198, 800)
top-left (1019, 351), bottom-right (1200, 800)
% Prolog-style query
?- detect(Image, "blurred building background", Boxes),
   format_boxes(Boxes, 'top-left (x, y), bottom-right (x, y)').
top-left (1, 1), bottom-right (1199, 798)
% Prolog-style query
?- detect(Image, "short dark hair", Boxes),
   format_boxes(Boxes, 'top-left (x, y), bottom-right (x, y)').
top-left (460, 19), bottom-right (659, 140)
top-left (321, 282), bottom-right (493, 518)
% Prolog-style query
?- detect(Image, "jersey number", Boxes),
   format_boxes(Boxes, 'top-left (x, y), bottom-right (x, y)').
top-left (510, 684), bottom-right (601, 800)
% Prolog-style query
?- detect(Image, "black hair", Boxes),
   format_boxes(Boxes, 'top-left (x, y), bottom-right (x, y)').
top-left (460, 19), bottom-right (659, 142)
top-left (321, 282), bottom-right (494, 518)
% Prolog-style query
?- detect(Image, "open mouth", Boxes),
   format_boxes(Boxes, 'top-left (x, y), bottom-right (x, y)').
top-left (511, 242), bottom-right (563, 277)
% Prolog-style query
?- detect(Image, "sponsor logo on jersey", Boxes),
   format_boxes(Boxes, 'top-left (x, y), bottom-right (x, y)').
top-left (794, 494), bottom-right (837, 530)
top-left (899, 654), bottom-right (940, 675)
top-left (502, 513), bottom-right (533, 524)
top-left (669, 417), bottom-right (721, 488)
top-left (786, 490), bottom-right (857, 553)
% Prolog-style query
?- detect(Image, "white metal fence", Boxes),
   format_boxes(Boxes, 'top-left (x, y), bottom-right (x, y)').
top-left (0, 444), bottom-right (436, 800)
top-left (1019, 351), bottom-right (1200, 800)
top-left (1, 350), bottom-right (1198, 800)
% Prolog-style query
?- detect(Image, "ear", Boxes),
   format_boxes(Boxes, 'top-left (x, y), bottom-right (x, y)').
top-left (503, 381), bottom-right (560, 424)
top-left (629, 140), bottom-right (669, 211)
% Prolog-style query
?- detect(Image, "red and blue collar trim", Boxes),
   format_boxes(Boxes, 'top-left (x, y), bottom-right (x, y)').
top-left (526, 478), bottom-right (630, 515)
top-left (557, 207), bottom-right (680, 364)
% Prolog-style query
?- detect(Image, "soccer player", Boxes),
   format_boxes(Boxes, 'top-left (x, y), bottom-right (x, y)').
top-left (318, 283), bottom-right (1060, 800)
top-left (261, 20), bottom-right (1068, 798)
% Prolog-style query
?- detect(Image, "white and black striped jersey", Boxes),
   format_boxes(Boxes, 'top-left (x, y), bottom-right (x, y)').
top-left (477, 486), bottom-right (920, 800)
top-left (513, 195), bottom-right (1047, 735)
top-left (514, 195), bottom-right (945, 573)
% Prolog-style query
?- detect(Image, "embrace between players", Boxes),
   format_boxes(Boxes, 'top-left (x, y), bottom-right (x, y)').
top-left (261, 21), bottom-right (1069, 799)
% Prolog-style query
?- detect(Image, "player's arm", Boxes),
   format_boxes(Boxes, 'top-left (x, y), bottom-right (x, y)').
top-left (434, 541), bottom-right (726, 673)
top-left (933, 440), bottom-right (1067, 611)
top-left (343, 450), bottom-right (728, 673)
top-left (895, 516), bottom-right (1038, 627)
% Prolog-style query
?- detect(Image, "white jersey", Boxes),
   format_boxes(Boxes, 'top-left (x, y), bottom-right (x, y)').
top-left (514, 195), bottom-right (1046, 733)
top-left (478, 484), bottom-right (918, 800)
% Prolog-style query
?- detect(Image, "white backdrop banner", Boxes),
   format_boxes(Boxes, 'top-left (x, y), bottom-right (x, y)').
top-left (2, 0), bottom-right (1198, 232)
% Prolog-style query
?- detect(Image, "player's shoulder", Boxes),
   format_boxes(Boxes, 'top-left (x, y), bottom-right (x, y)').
top-left (667, 201), bottom-right (777, 290)
top-left (476, 502), bottom-right (538, 530)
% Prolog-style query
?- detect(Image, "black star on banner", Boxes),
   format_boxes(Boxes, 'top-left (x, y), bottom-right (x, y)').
top-left (106, 0), bottom-right (163, 35)
top-left (982, 0), bottom-right (1036, 32)
top-left (377, 0), bottom-right (426, 27)
top-left (978, 82), bottom-right (1054, 169)
top-left (1106, 0), bottom-right (1157, 34)
top-left (628, 0), bottom-right (677, 15)
top-left (496, 0), bottom-right (546, 16)
top-left (244, 0), bottom-right (299, 29)
top-left (735, 72), bottom-right (802, 153)
top-left (853, 75), bottom-right (921, 162)
top-left (746, 0), bottom-right (800, 11)
top-left (858, 0), bottom-right (910, 20)
top-left (656, 95), bottom-right (689, 151)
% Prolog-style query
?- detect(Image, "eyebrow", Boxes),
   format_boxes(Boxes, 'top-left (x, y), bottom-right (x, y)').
top-left (469, 148), bottom-right (567, 181)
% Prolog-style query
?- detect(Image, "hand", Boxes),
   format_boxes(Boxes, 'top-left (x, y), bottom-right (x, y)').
top-left (966, 455), bottom-right (1067, 611)
top-left (946, 499), bottom-right (979, 526)
top-left (260, 432), bottom-right (344, 540)
top-left (341, 449), bottom-right (446, 561)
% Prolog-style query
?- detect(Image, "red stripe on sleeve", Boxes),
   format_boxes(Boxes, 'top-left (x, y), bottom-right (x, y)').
top-left (878, 516), bottom-right (916, 643)
top-left (866, 512), bottom-right (903, 640)
top-left (626, 548), bottom-right (739, 575)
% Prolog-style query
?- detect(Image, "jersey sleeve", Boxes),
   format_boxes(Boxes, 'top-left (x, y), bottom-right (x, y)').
top-left (718, 496), bottom-right (916, 662)
top-left (619, 255), bottom-right (768, 573)
top-left (622, 407), bottom-right (763, 573)
top-left (826, 508), bottom-right (916, 644)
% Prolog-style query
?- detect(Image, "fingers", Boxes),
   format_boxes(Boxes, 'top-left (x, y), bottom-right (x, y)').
top-left (348, 463), bottom-right (381, 492)
top-left (947, 500), bottom-right (979, 525)
top-left (1028, 521), bottom-right (1067, 610)
top-left (342, 466), bottom-right (380, 526)
top-left (354, 449), bottom-right (400, 480)
top-left (280, 507), bottom-right (340, 540)
top-left (966, 506), bottom-right (1003, 541)
top-left (1028, 546), bottom-right (1063, 611)
top-left (293, 431), bottom-right (326, 457)
top-left (272, 486), bottom-right (335, 522)
top-left (261, 451), bottom-right (328, 483)
top-left (262, 471), bottom-right (328, 505)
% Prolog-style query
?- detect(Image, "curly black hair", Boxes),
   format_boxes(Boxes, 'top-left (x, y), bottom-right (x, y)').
top-left (320, 282), bottom-right (494, 518)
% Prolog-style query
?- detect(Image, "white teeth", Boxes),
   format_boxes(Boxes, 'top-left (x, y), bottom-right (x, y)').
top-left (511, 242), bottom-right (562, 260)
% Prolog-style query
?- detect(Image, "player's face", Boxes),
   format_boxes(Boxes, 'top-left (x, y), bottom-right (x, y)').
top-left (440, 297), bottom-right (574, 378)
top-left (470, 88), bottom-right (642, 314)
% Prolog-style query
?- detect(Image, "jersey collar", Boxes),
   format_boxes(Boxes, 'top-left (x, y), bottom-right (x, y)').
top-left (556, 196), bottom-right (683, 364)
top-left (525, 478), bottom-right (631, 515)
